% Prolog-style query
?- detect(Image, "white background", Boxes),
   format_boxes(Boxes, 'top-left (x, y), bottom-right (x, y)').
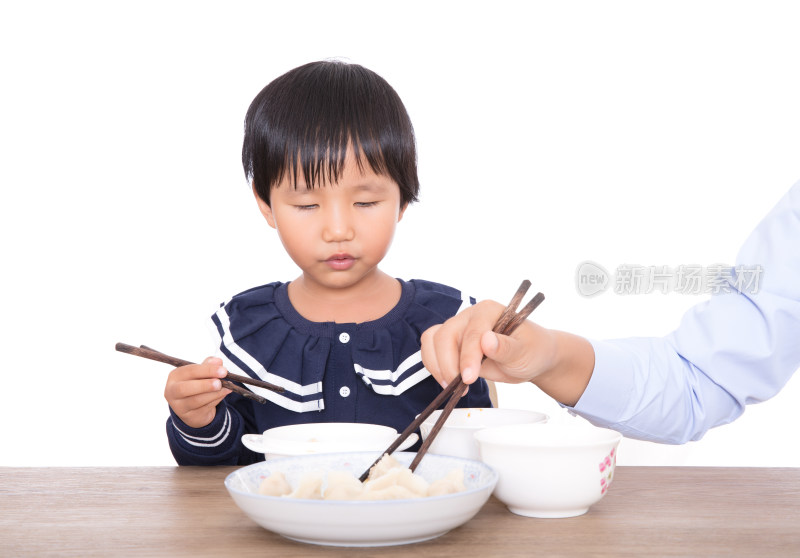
top-left (2, 1), bottom-right (798, 467)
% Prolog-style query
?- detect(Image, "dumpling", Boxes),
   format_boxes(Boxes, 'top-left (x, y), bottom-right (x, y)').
top-left (264, 454), bottom-right (467, 501)
top-left (323, 470), bottom-right (365, 500)
top-left (366, 453), bottom-right (403, 481)
top-left (258, 471), bottom-right (292, 497)
top-left (358, 484), bottom-right (422, 500)
top-left (427, 468), bottom-right (465, 497)
top-left (288, 471), bottom-right (324, 499)
top-left (364, 467), bottom-right (428, 497)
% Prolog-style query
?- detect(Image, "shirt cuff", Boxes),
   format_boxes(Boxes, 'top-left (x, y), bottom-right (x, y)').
top-left (570, 339), bottom-right (637, 425)
top-left (168, 404), bottom-right (235, 450)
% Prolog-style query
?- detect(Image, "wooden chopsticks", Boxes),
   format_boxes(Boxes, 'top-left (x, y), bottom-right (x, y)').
top-left (358, 280), bottom-right (545, 481)
top-left (115, 342), bottom-right (285, 404)
top-left (357, 368), bottom-right (466, 482)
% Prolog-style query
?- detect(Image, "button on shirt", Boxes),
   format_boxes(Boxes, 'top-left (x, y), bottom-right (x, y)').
top-left (326, 325), bottom-right (357, 421)
top-left (571, 182), bottom-right (800, 444)
top-left (336, 332), bottom-right (352, 399)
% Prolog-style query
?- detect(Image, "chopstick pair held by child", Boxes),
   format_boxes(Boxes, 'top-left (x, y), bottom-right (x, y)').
top-left (164, 61), bottom-right (493, 465)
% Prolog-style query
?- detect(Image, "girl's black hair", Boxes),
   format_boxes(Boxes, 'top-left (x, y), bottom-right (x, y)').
top-left (242, 60), bottom-right (419, 207)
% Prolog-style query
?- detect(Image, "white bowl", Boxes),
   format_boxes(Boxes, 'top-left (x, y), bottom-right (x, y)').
top-left (474, 422), bottom-right (622, 518)
top-left (419, 408), bottom-right (548, 461)
top-left (241, 422), bottom-right (418, 460)
top-left (224, 451), bottom-right (498, 547)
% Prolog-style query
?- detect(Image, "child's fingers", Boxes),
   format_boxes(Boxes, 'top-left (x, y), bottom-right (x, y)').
top-left (165, 361), bottom-right (229, 406)
top-left (165, 375), bottom-right (227, 401)
top-left (166, 362), bottom-right (227, 395)
top-left (172, 359), bottom-right (226, 381)
top-left (174, 395), bottom-right (228, 429)
top-left (169, 388), bottom-right (230, 416)
top-left (163, 357), bottom-right (232, 429)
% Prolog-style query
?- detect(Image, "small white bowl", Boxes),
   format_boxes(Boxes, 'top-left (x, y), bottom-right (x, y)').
top-left (241, 422), bottom-right (418, 461)
top-left (224, 451), bottom-right (498, 546)
top-left (419, 408), bottom-right (548, 461)
top-left (474, 422), bottom-right (622, 518)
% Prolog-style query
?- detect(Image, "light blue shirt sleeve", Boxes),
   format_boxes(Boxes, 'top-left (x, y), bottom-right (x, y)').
top-left (572, 181), bottom-right (800, 443)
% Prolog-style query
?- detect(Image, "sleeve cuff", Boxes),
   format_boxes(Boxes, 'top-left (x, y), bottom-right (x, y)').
top-left (569, 339), bottom-right (638, 425)
top-left (168, 404), bottom-right (237, 451)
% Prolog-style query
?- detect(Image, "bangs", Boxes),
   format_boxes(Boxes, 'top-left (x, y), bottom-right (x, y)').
top-left (243, 61), bottom-right (419, 206)
top-left (280, 121), bottom-right (391, 190)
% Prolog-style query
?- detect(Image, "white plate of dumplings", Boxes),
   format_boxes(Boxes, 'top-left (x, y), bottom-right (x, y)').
top-left (224, 451), bottom-right (498, 547)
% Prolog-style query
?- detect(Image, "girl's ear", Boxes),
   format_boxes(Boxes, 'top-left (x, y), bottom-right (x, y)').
top-left (253, 183), bottom-right (277, 229)
top-left (397, 203), bottom-right (408, 222)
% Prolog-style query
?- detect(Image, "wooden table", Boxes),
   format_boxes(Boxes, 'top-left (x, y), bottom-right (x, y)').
top-left (1, 466), bottom-right (798, 557)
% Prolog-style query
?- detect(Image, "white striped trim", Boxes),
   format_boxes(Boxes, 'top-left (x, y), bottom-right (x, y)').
top-left (173, 409), bottom-right (232, 448)
top-left (354, 350), bottom-right (431, 396)
top-left (360, 368), bottom-right (431, 396)
top-left (350, 288), bottom-right (472, 397)
top-left (353, 351), bottom-right (422, 382)
top-left (213, 305), bottom-right (323, 397)
top-left (219, 352), bottom-right (325, 413)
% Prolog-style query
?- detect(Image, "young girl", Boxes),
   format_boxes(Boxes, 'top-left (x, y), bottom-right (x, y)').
top-left (164, 61), bottom-right (492, 465)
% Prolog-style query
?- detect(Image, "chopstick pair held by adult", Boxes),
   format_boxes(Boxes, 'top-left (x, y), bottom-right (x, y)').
top-left (423, 292), bottom-right (546, 388)
top-left (359, 281), bottom-right (544, 481)
top-left (408, 286), bottom-right (544, 472)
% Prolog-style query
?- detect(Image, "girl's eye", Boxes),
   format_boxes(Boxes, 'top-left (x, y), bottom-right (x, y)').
top-left (355, 201), bottom-right (379, 208)
top-left (295, 204), bottom-right (318, 211)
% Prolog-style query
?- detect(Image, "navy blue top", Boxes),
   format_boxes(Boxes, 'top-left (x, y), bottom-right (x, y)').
top-left (167, 279), bottom-right (493, 465)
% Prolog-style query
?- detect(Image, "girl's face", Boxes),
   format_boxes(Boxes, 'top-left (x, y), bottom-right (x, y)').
top-left (256, 150), bottom-right (406, 295)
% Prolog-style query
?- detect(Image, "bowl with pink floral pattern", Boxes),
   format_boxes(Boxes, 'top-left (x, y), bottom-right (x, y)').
top-left (474, 422), bottom-right (622, 518)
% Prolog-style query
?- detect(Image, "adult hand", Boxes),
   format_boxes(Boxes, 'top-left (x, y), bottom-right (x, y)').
top-left (421, 300), bottom-right (594, 406)
top-left (422, 300), bottom-right (557, 384)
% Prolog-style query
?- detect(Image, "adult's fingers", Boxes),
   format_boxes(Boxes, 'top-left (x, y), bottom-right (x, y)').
top-left (420, 324), bottom-right (445, 384)
top-left (457, 300), bottom-right (506, 384)
top-left (479, 320), bottom-right (548, 383)
top-left (422, 320), bottom-right (465, 386)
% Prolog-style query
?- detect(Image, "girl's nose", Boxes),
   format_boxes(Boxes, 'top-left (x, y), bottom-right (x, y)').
top-left (321, 205), bottom-right (355, 242)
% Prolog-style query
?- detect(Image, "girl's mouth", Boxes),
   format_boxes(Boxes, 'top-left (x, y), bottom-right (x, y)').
top-left (325, 254), bottom-right (356, 271)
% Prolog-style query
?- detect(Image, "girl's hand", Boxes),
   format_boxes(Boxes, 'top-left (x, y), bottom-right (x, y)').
top-left (164, 357), bottom-right (231, 428)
